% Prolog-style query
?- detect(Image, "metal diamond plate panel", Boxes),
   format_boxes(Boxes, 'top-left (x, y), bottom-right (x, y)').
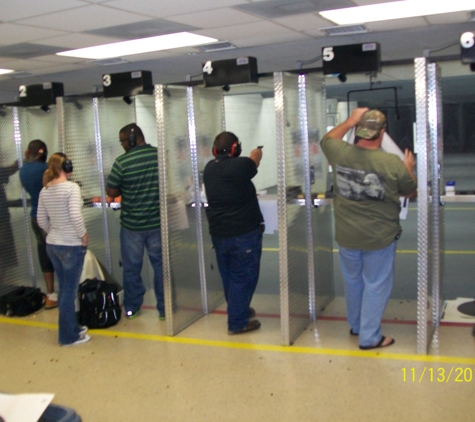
top-left (427, 63), bottom-right (445, 333)
top-left (305, 73), bottom-right (334, 316)
top-left (0, 108), bottom-right (32, 293)
top-left (156, 85), bottom-right (204, 335)
top-left (192, 86), bottom-right (225, 313)
top-left (96, 97), bottom-right (136, 286)
top-left (415, 57), bottom-right (430, 354)
top-left (275, 72), bottom-right (311, 345)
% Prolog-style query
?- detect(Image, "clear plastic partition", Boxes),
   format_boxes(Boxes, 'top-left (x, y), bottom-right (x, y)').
top-left (304, 74), bottom-right (335, 316)
top-left (0, 107), bottom-right (37, 293)
top-left (223, 75), bottom-right (281, 340)
top-left (275, 72), bottom-right (311, 345)
top-left (61, 97), bottom-right (111, 273)
top-left (155, 85), bottom-right (204, 335)
top-left (96, 97), bottom-right (137, 285)
top-left (192, 86), bottom-right (225, 312)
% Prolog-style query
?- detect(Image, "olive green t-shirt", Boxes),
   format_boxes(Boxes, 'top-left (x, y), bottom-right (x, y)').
top-left (321, 136), bottom-right (417, 250)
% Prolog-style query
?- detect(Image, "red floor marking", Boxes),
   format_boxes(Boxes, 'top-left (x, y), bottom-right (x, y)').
top-left (139, 306), bottom-right (474, 327)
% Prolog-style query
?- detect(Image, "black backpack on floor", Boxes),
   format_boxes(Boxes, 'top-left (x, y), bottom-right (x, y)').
top-left (78, 279), bottom-right (121, 329)
top-left (0, 286), bottom-right (45, 317)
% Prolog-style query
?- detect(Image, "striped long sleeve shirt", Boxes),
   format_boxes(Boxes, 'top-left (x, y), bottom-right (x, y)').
top-left (37, 181), bottom-right (86, 246)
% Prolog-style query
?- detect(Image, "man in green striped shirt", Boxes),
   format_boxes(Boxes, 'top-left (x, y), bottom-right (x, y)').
top-left (106, 123), bottom-right (164, 320)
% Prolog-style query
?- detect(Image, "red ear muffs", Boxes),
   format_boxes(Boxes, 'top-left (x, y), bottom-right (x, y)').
top-left (230, 141), bottom-right (241, 157)
top-left (212, 141), bottom-right (241, 157)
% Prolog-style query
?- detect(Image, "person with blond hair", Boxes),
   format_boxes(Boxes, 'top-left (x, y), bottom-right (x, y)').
top-left (37, 152), bottom-right (89, 346)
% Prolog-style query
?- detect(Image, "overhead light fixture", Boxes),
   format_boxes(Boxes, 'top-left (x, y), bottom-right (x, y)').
top-left (0, 69), bottom-right (14, 75)
top-left (57, 32), bottom-right (218, 60)
top-left (320, 0), bottom-right (475, 25)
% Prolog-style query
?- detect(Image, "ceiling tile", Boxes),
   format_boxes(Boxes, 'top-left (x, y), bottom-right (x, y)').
top-left (0, 23), bottom-right (67, 45)
top-left (235, 0), bottom-right (353, 19)
top-left (85, 19), bottom-right (198, 39)
top-left (195, 20), bottom-right (299, 41)
top-left (0, 0), bottom-right (86, 21)
top-left (426, 11), bottom-right (470, 25)
top-left (36, 33), bottom-right (124, 49)
top-left (166, 8), bottom-right (260, 28)
top-left (102, 0), bottom-right (245, 18)
top-left (273, 13), bottom-right (333, 31)
top-left (365, 17), bottom-right (428, 32)
top-left (16, 5), bottom-right (149, 32)
top-left (0, 43), bottom-right (65, 59)
top-left (236, 32), bottom-right (314, 48)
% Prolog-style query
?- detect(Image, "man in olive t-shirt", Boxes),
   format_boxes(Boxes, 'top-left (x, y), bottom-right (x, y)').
top-left (321, 108), bottom-right (417, 350)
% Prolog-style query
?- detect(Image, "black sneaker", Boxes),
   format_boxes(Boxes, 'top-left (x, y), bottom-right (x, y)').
top-left (228, 319), bottom-right (261, 335)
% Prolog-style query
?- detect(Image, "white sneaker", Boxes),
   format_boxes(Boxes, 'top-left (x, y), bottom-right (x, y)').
top-left (79, 326), bottom-right (88, 336)
top-left (62, 333), bottom-right (91, 347)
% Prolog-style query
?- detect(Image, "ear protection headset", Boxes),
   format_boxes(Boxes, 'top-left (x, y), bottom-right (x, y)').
top-left (212, 141), bottom-right (242, 157)
top-left (128, 127), bottom-right (137, 148)
top-left (57, 152), bottom-right (74, 173)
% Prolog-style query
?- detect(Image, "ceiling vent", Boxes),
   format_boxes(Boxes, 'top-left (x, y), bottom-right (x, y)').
top-left (89, 58), bottom-right (131, 66)
top-left (194, 42), bottom-right (237, 52)
top-left (321, 25), bottom-right (368, 36)
top-left (9, 71), bottom-right (36, 79)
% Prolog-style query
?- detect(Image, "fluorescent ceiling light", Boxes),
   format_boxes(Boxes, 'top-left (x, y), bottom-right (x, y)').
top-left (0, 69), bottom-right (14, 75)
top-left (320, 0), bottom-right (475, 25)
top-left (57, 32), bottom-right (218, 59)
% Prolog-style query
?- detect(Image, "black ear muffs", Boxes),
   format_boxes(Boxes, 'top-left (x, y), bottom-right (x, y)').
top-left (62, 158), bottom-right (74, 173)
top-left (57, 152), bottom-right (74, 173)
top-left (128, 128), bottom-right (136, 148)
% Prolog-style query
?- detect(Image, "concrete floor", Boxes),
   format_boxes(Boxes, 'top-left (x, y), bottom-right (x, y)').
top-left (1, 294), bottom-right (474, 422)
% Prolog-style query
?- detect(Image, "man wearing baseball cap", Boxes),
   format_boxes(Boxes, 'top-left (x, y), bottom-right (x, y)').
top-left (321, 108), bottom-right (417, 350)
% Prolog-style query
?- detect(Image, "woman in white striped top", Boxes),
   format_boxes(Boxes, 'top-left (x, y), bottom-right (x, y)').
top-left (37, 153), bottom-right (90, 346)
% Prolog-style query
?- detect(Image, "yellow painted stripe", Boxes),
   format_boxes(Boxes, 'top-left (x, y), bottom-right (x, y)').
top-left (2, 316), bottom-right (474, 365)
top-left (263, 248), bottom-right (475, 255)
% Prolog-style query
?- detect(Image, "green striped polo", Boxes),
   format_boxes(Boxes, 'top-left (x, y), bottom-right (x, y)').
top-left (107, 144), bottom-right (160, 231)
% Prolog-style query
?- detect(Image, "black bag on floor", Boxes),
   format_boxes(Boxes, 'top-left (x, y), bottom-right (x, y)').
top-left (0, 286), bottom-right (45, 317)
top-left (78, 279), bottom-right (121, 328)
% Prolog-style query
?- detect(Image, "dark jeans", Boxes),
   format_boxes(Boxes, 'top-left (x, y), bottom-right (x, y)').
top-left (120, 227), bottom-right (164, 315)
top-left (212, 229), bottom-right (262, 331)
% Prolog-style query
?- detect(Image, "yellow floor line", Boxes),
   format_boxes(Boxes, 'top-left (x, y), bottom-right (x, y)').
top-left (2, 316), bottom-right (474, 365)
top-left (262, 248), bottom-right (475, 255)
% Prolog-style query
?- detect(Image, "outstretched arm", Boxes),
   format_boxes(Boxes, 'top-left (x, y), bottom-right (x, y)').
top-left (249, 148), bottom-right (263, 168)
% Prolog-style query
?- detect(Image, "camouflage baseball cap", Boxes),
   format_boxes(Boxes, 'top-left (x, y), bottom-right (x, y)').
top-left (355, 109), bottom-right (387, 140)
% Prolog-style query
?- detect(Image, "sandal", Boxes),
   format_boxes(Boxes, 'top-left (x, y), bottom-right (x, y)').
top-left (359, 336), bottom-right (395, 350)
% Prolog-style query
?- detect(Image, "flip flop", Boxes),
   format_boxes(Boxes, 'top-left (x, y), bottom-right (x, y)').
top-left (359, 336), bottom-right (395, 350)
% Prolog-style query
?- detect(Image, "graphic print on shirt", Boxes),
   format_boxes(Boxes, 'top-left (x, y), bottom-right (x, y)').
top-left (336, 164), bottom-right (385, 201)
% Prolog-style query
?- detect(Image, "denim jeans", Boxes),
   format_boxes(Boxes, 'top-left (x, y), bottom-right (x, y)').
top-left (46, 244), bottom-right (86, 345)
top-left (120, 227), bottom-right (164, 315)
top-left (212, 229), bottom-right (262, 331)
top-left (338, 240), bottom-right (397, 347)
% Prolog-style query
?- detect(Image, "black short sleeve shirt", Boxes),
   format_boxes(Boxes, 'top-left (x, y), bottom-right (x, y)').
top-left (203, 155), bottom-right (263, 238)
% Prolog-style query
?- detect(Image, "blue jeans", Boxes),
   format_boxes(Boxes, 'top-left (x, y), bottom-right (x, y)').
top-left (46, 244), bottom-right (87, 345)
top-left (120, 227), bottom-right (164, 314)
top-left (338, 241), bottom-right (397, 347)
top-left (212, 229), bottom-right (262, 331)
